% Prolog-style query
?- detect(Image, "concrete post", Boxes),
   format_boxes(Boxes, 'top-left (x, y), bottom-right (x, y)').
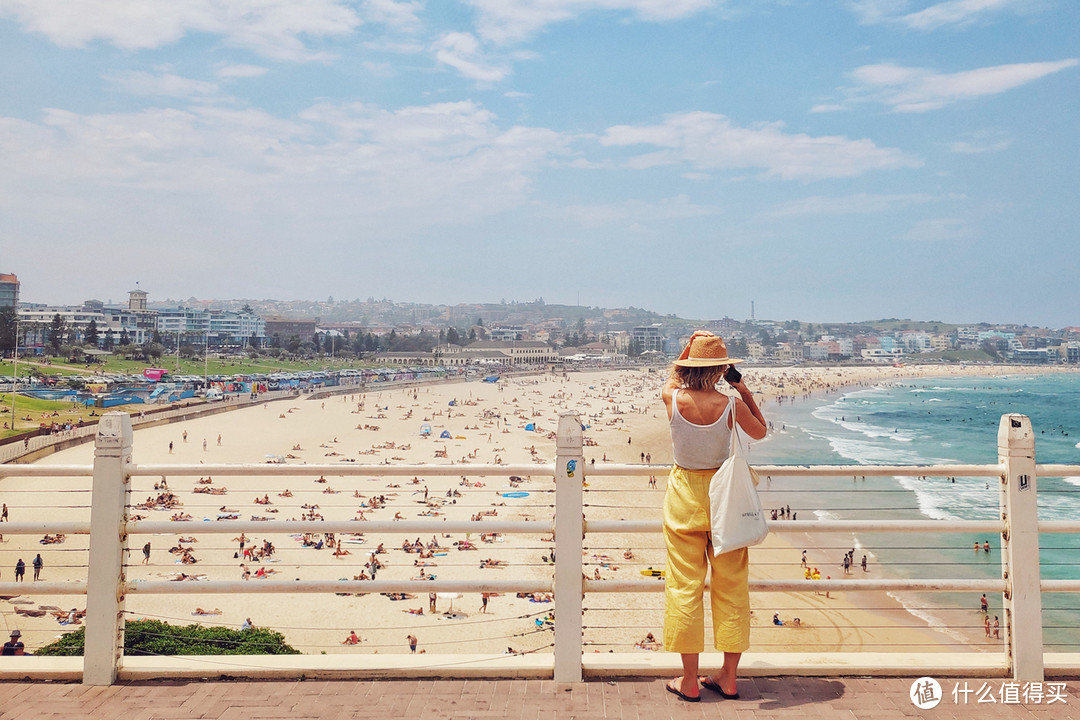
top-left (997, 414), bottom-right (1043, 682)
top-left (553, 411), bottom-right (584, 682)
top-left (83, 412), bottom-right (132, 685)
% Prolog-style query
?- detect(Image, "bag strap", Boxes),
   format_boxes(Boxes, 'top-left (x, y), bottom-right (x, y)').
top-left (728, 394), bottom-right (741, 456)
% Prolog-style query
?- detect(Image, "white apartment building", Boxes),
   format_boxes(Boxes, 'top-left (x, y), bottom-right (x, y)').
top-left (488, 325), bottom-right (525, 341)
top-left (631, 325), bottom-right (665, 353)
top-left (155, 308), bottom-right (265, 348)
top-left (897, 331), bottom-right (932, 353)
top-left (804, 341), bottom-right (830, 361)
top-left (861, 347), bottom-right (904, 362)
top-left (777, 343), bottom-right (804, 363)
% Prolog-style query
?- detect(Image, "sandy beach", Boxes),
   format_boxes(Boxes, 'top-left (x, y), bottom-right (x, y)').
top-left (1, 362), bottom-right (1057, 660)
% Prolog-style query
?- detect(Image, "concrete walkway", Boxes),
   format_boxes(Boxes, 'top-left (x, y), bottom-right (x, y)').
top-left (0, 676), bottom-right (1077, 719)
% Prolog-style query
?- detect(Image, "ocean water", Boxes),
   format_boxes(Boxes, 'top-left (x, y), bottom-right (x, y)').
top-left (752, 372), bottom-right (1080, 650)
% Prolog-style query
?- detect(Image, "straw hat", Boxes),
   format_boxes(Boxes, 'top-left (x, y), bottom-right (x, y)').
top-left (672, 333), bottom-right (743, 367)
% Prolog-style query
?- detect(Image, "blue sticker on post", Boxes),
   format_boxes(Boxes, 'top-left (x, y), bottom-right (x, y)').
top-left (566, 459), bottom-right (577, 478)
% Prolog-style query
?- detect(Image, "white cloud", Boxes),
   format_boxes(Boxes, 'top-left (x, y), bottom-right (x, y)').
top-left (849, 0), bottom-right (1039, 29)
top-left (362, 0), bottom-right (421, 28)
top-left (103, 70), bottom-right (221, 99)
top-left (361, 60), bottom-right (396, 78)
top-left (770, 192), bottom-right (937, 217)
top-left (949, 129), bottom-right (1012, 154)
top-left (903, 0), bottom-right (1025, 29)
top-left (600, 111), bottom-right (920, 180)
top-left (847, 0), bottom-right (908, 26)
top-left (557, 194), bottom-right (721, 228)
top-left (0, 0), bottom-right (360, 60)
top-left (431, 32), bottom-right (511, 83)
top-left (847, 59), bottom-right (1078, 112)
top-left (362, 39), bottom-right (426, 54)
top-left (809, 103), bottom-right (847, 113)
top-left (465, 0), bottom-right (716, 44)
top-left (216, 64), bottom-right (270, 79)
top-left (902, 217), bottom-right (974, 242)
top-left (0, 100), bottom-right (570, 237)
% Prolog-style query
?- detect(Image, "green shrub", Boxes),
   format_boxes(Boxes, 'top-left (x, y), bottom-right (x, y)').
top-left (34, 620), bottom-right (299, 656)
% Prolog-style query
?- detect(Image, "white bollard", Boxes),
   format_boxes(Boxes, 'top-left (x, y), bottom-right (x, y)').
top-left (553, 411), bottom-right (584, 682)
top-left (997, 414), bottom-right (1043, 682)
top-left (83, 412), bottom-right (132, 685)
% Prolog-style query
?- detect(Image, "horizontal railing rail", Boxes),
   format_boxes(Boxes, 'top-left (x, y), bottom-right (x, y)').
top-left (126, 463), bottom-right (554, 477)
top-left (124, 578), bottom-right (552, 596)
top-left (584, 578), bottom-right (1009, 593)
top-left (584, 463), bottom-right (1009, 477)
top-left (127, 519), bottom-right (544, 535)
top-left (0, 582), bottom-right (86, 595)
top-left (585, 519), bottom-right (1008, 533)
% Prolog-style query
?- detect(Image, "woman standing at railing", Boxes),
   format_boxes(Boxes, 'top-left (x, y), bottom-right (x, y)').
top-left (661, 332), bottom-right (767, 702)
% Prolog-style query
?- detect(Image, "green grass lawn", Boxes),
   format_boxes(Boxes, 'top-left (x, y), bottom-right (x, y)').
top-left (1, 354), bottom-right (375, 379)
top-left (0, 392), bottom-right (115, 437)
top-left (0, 354), bottom-right (376, 439)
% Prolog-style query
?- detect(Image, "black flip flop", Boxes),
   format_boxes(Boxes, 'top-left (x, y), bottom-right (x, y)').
top-left (666, 679), bottom-right (701, 703)
top-left (700, 677), bottom-right (740, 700)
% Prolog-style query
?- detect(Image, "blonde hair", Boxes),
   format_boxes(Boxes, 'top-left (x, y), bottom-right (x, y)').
top-left (670, 364), bottom-right (728, 391)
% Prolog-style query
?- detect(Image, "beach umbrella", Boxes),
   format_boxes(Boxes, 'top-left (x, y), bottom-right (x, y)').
top-left (437, 592), bottom-right (463, 611)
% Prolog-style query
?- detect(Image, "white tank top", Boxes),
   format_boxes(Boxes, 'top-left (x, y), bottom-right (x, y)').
top-left (669, 389), bottom-right (734, 470)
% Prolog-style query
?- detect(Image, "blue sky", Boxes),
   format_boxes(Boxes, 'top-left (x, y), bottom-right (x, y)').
top-left (1, 0), bottom-right (1077, 326)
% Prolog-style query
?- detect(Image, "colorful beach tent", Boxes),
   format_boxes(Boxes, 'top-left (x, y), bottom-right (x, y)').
top-left (439, 430), bottom-right (452, 439)
top-left (524, 423), bottom-right (535, 431)
top-left (420, 424), bottom-right (431, 436)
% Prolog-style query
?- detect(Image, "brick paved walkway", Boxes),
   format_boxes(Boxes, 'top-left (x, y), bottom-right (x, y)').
top-left (0, 676), bottom-right (1077, 719)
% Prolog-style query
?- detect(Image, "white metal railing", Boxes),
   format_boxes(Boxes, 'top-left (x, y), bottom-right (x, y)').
top-left (0, 410), bottom-right (1076, 685)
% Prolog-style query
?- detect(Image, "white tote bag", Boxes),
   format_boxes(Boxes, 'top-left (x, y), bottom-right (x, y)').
top-left (709, 399), bottom-right (769, 555)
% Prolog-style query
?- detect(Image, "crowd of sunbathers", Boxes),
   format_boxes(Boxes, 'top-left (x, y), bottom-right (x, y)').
top-left (51, 608), bottom-right (86, 625)
top-left (136, 492), bottom-right (182, 511)
top-left (400, 536), bottom-right (442, 554)
top-left (239, 539), bottom-right (276, 561)
top-left (193, 486), bottom-right (228, 495)
top-left (169, 545), bottom-right (198, 564)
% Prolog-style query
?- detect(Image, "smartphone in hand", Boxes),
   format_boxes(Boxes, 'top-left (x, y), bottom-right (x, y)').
top-left (724, 366), bottom-right (742, 384)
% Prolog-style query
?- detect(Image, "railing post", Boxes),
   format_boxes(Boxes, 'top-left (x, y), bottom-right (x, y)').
top-left (997, 413), bottom-right (1043, 682)
top-left (83, 412), bottom-right (132, 685)
top-left (553, 411), bottom-right (584, 682)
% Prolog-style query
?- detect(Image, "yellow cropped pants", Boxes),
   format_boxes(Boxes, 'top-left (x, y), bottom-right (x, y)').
top-left (663, 464), bottom-right (750, 654)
